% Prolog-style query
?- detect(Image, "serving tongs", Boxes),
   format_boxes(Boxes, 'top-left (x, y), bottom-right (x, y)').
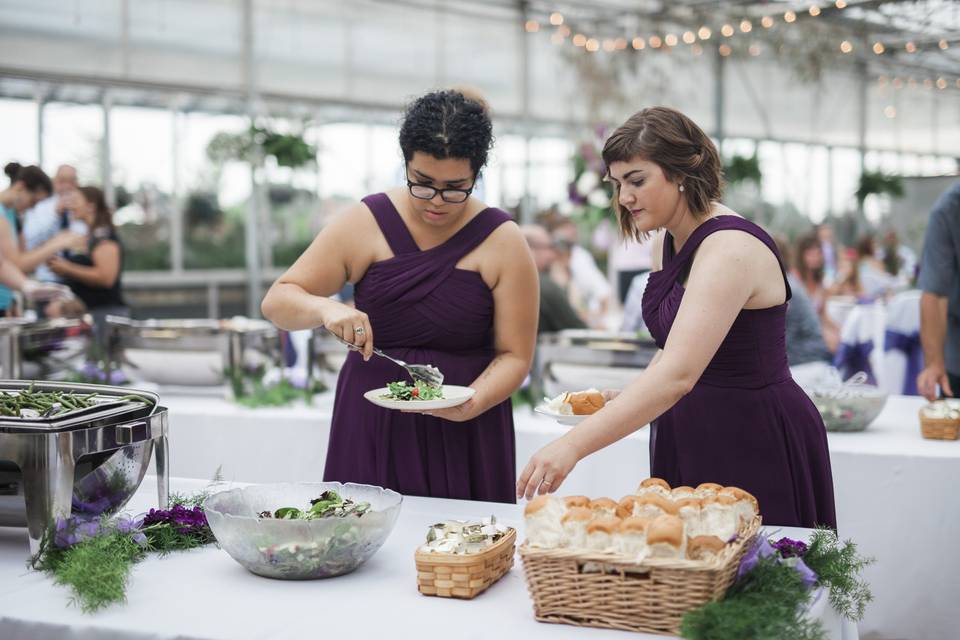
top-left (323, 327), bottom-right (444, 387)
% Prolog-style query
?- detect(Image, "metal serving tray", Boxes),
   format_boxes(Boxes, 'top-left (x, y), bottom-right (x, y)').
top-left (0, 380), bottom-right (158, 433)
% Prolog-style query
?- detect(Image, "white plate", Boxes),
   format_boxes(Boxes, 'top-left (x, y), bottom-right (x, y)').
top-left (363, 385), bottom-right (476, 410)
top-left (534, 404), bottom-right (589, 426)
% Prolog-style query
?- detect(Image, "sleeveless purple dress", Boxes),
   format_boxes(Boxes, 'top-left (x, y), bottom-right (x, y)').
top-left (322, 193), bottom-right (517, 503)
top-left (642, 216), bottom-right (837, 528)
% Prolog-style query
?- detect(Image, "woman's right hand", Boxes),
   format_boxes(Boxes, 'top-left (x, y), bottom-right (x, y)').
top-left (320, 299), bottom-right (375, 360)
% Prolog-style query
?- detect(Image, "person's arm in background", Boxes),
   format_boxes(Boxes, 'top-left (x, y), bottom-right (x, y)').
top-left (917, 192), bottom-right (958, 400)
top-left (48, 240), bottom-right (121, 288)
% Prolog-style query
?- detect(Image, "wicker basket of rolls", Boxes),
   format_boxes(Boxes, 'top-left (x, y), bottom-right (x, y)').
top-left (518, 478), bottom-right (761, 635)
top-left (919, 400), bottom-right (960, 440)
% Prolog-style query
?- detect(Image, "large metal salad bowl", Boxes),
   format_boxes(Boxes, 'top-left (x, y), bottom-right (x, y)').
top-left (203, 482), bottom-right (402, 580)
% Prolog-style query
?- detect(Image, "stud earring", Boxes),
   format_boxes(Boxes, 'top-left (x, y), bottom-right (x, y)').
top-left (679, 184), bottom-right (685, 192)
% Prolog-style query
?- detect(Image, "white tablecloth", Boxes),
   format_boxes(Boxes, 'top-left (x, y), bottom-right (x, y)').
top-left (0, 477), bottom-right (854, 640)
top-left (158, 391), bottom-right (958, 639)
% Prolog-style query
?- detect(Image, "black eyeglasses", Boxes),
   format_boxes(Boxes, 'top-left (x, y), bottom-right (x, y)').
top-left (406, 179), bottom-right (475, 204)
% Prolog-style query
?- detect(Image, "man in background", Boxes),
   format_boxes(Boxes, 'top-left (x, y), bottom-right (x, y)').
top-left (917, 181), bottom-right (960, 400)
top-left (22, 164), bottom-right (81, 283)
top-left (521, 224), bottom-right (587, 334)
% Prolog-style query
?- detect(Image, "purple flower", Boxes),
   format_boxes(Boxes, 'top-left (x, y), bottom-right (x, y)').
top-left (132, 531), bottom-right (148, 547)
top-left (773, 537), bottom-right (809, 558)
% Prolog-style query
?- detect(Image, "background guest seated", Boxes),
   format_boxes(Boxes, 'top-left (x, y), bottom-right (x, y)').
top-left (521, 224), bottom-right (587, 334)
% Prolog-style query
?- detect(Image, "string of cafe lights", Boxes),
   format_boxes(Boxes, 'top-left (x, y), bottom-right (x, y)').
top-left (523, 3), bottom-right (959, 93)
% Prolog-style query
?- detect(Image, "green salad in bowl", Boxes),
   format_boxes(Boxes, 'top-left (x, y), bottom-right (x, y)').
top-left (204, 482), bottom-right (402, 580)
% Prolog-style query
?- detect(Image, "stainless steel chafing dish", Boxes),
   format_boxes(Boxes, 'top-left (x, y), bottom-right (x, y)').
top-left (531, 329), bottom-right (659, 399)
top-left (105, 316), bottom-right (281, 386)
top-left (305, 327), bottom-right (349, 389)
top-left (0, 380), bottom-right (168, 555)
top-left (0, 317), bottom-right (91, 380)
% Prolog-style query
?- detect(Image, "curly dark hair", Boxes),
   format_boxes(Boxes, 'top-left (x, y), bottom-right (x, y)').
top-left (399, 90), bottom-right (493, 177)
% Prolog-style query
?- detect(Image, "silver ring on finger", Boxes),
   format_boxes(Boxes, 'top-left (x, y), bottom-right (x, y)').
top-left (354, 326), bottom-right (365, 336)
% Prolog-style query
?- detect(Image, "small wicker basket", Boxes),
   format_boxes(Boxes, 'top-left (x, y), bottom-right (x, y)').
top-left (919, 409), bottom-right (960, 440)
top-left (415, 528), bottom-right (516, 599)
top-left (518, 517), bottom-right (760, 635)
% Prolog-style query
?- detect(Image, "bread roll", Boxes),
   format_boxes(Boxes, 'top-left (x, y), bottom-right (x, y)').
top-left (718, 487), bottom-right (759, 528)
top-left (699, 495), bottom-right (739, 542)
top-left (687, 535), bottom-right (727, 561)
top-left (671, 486), bottom-right (695, 500)
top-left (524, 495), bottom-right (565, 548)
top-left (561, 507), bottom-right (593, 549)
top-left (636, 477), bottom-right (672, 496)
top-left (646, 514), bottom-right (686, 559)
top-left (695, 482), bottom-right (724, 499)
top-left (564, 495), bottom-right (591, 509)
top-left (616, 517), bottom-right (651, 557)
top-left (589, 497), bottom-right (618, 517)
top-left (633, 493), bottom-right (679, 519)
top-left (674, 497), bottom-right (703, 538)
top-left (567, 390), bottom-right (605, 415)
top-left (586, 516), bottom-right (622, 552)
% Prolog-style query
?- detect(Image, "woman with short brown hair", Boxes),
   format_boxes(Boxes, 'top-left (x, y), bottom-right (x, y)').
top-left (518, 107), bottom-right (836, 529)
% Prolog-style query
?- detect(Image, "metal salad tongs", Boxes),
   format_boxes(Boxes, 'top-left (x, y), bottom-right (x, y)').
top-left (324, 327), bottom-right (444, 387)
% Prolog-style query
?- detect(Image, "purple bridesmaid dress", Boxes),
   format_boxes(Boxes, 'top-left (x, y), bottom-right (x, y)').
top-left (642, 216), bottom-right (837, 528)
top-left (323, 193), bottom-right (517, 503)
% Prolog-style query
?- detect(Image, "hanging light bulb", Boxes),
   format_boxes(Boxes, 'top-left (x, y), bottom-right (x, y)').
top-left (721, 24), bottom-right (734, 37)
top-left (840, 40), bottom-right (853, 53)
top-left (872, 42), bottom-right (885, 55)
top-left (683, 31), bottom-right (696, 44)
top-left (936, 77), bottom-right (947, 89)
top-left (549, 12), bottom-right (563, 26)
top-left (784, 11), bottom-right (797, 23)
top-left (809, 5), bottom-right (821, 17)
top-left (939, 39), bottom-right (949, 50)
top-left (524, 20), bottom-right (540, 33)
top-left (559, 25), bottom-right (571, 37)
top-left (835, 0), bottom-right (847, 8)
top-left (698, 26), bottom-right (711, 40)
top-left (761, 16), bottom-right (774, 28)
top-left (905, 41), bottom-right (917, 53)
top-left (573, 33), bottom-right (587, 47)
top-left (586, 38), bottom-right (600, 52)
top-left (665, 33), bottom-right (678, 46)
top-left (883, 106), bottom-right (896, 119)
top-left (649, 35), bottom-right (663, 48)
top-left (632, 37), bottom-right (646, 50)
top-left (602, 39), bottom-right (616, 52)
top-left (615, 38), bottom-right (628, 50)
top-left (740, 19), bottom-right (753, 33)
top-left (719, 44), bottom-right (732, 56)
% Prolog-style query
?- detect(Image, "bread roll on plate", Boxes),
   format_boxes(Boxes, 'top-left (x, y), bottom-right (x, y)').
top-left (566, 389), bottom-right (606, 415)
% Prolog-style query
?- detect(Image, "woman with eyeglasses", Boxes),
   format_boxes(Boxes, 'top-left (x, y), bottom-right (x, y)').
top-left (262, 89), bottom-right (538, 503)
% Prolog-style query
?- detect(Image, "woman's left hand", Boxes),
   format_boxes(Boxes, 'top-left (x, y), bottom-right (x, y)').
top-left (47, 256), bottom-right (69, 275)
top-left (516, 438), bottom-right (580, 500)
top-left (404, 397), bottom-right (481, 422)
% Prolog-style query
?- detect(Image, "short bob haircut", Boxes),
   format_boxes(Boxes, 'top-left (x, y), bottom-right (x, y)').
top-left (601, 106), bottom-right (723, 242)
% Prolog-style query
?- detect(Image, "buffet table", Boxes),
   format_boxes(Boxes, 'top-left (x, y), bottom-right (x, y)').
top-left (158, 391), bottom-right (957, 639)
top-left (0, 476), bottom-right (855, 640)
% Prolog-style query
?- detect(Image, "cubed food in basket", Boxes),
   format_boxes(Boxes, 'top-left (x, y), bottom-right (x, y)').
top-left (415, 528), bottom-right (516, 599)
